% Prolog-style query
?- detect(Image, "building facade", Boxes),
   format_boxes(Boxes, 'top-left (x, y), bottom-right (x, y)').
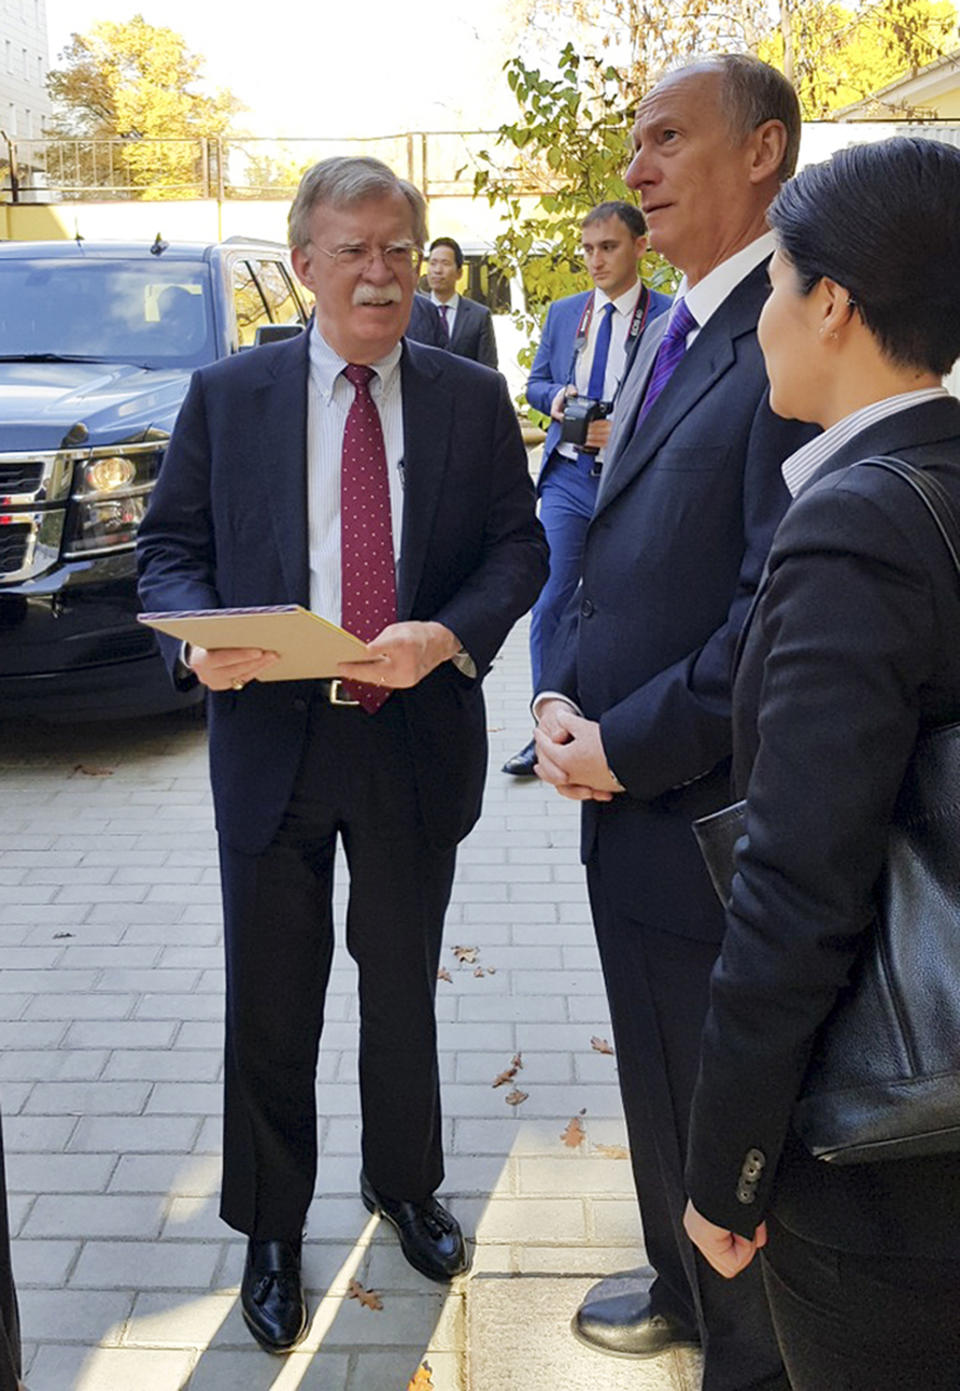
top-left (1, 0), bottom-right (50, 141)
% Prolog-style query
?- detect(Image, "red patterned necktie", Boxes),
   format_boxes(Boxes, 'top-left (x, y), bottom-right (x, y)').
top-left (340, 363), bottom-right (397, 713)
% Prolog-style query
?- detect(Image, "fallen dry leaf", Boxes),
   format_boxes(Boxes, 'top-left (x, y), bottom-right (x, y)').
top-left (511, 1052), bottom-right (523, 1070)
top-left (487, 726), bottom-right (505, 733)
top-left (561, 1115), bottom-right (586, 1148)
top-left (492, 1065), bottom-right (518, 1088)
top-left (347, 1279), bottom-right (383, 1310)
top-left (408, 1361), bottom-right (435, 1390)
top-left (74, 764), bottom-right (113, 777)
top-left (437, 967), bottom-right (452, 983)
top-left (505, 1088), bottom-right (529, 1106)
top-left (591, 1036), bottom-right (615, 1055)
top-left (594, 1144), bottom-right (630, 1160)
top-left (453, 945), bottom-right (478, 964)
top-left (474, 966), bottom-right (485, 978)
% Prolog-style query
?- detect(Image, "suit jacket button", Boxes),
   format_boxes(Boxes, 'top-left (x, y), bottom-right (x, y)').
top-left (292, 697), bottom-right (308, 713)
top-left (580, 598), bottom-right (594, 618)
top-left (736, 1183), bottom-right (755, 1205)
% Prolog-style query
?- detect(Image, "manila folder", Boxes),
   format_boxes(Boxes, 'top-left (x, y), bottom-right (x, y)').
top-left (138, 605), bottom-right (375, 682)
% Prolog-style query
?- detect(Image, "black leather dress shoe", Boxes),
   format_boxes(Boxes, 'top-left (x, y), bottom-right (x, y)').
top-left (572, 1290), bottom-right (700, 1359)
top-left (241, 1238), bottom-right (308, 1353)
top-left (502, 739), bottom-right (537, 776)
top-left (360, 1170), bottom-right (469, 1281)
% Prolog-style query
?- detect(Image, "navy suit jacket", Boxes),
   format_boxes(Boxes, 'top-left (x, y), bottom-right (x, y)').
top-left (540, 259), bottom-right (816, 937)
top-left (687, 395), bottom-right (960, 1256)
top-left (137, 331), bottom-right (547, 855)
top-left (407, 293), bottom-right (445, 349)
top-left (526, 286), bottom-right (671, 467)
top-left (407, 295), bottom-right (498, 369)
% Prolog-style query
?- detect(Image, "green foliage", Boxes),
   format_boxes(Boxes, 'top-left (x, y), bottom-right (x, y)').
top-left (474, 43), bottom-right (679, 389)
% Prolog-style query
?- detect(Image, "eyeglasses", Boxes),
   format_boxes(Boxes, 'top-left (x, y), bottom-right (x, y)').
top-left (313, 241), bottom-right (422, 273)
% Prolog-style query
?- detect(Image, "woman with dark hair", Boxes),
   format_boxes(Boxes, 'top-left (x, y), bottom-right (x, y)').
top-left (680, 135), bottom-right (960, 1390)
top-left (0, 1109), bottom-right (22, 1391)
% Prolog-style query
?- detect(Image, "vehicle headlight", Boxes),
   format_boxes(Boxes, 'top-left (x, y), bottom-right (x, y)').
top-left (64, 446), bottom-right (163, 558)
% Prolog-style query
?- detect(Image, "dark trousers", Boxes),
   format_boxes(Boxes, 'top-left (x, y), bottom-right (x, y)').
top-left (218, 695), bottom-right (457, 1240)
top-left (587, 860), bottom-right (787, 1391)
top-left (529, 453), bottom-right (598, 690)
top-left (762, 1214), bottom-right (960, 1391)
top-left (0, 1112), bottom-right (21, 1391)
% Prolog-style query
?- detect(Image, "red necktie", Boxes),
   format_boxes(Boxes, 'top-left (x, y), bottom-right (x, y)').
top-left (340, 364), bottom-right (397, 713)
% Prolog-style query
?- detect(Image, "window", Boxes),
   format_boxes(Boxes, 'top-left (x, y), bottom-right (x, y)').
top-left (252, 259), bottom-right (303, 326)
top-left (231, 261), bottom-right (271, 347)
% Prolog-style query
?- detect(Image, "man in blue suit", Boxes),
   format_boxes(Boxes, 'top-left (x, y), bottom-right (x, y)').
top-left (502, 202), bottom-right (670, 775)
top-left (534, 58), bottom-right (815, 1389)
top-left (137, 156), bottom-right (547, 1355)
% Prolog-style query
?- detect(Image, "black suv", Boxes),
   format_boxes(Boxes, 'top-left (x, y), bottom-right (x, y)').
top-left (0, 237), bottom-right (310, 718)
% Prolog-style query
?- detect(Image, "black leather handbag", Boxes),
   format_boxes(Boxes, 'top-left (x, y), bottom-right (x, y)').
top-left (694, 456), bottom-right (960, 1166)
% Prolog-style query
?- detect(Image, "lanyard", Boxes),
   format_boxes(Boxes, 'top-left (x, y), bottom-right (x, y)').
top-left (570, 284), bottom-right (651, 395)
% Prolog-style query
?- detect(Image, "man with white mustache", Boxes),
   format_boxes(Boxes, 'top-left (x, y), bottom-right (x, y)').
top-left (138, 156), bottom-right (547, 1356)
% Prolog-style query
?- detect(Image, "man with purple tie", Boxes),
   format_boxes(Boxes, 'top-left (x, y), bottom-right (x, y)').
top-left (533, 57), bottom-right (815, 1389)
top-left (420, 237), bottom-right (498, 368)
top-left (137, 156), bottom-right (546, 1356)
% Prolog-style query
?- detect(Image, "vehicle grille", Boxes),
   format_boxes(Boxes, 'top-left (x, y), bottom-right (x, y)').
top-left (0, 526), bottom-right (30, 576)
top-left (0, 461), bottom-right (44, 496)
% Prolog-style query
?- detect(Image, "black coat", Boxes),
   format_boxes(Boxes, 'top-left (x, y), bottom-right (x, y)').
top-left (686, 394), bottom-right (960, 1257)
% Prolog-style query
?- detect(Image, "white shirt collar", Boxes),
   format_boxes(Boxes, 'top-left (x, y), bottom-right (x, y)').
top-left (308, 320), bottom-right (403, 402)
top-left (431, 291), bottom-right (460, 310)
top-left (594, 279), bottom-right (642, 318)
top-left (781, 387), bottom-right (951, 497)
top-left (679, 231), bottom-right (776, 331)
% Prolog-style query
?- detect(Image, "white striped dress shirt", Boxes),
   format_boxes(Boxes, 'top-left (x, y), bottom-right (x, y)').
top-left (781, 387), bottom-right (950, 498)
top-left (307, 323), bottom-right (405, 623)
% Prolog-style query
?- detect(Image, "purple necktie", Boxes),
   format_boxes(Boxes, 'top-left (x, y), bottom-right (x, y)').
top-left (437, 302), bottom-right (450, 344)
top-left (636, 297), bottom-right (697, 425)
top-left (340, 364), bottom-right (397, 713)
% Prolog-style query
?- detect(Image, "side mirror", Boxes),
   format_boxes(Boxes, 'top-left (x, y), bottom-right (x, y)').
top-left (254, 323), bottom-right (304, 346)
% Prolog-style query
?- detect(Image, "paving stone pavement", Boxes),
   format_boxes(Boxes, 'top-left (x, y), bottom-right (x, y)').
top-left (0, 617), bottom-right (701, 1390)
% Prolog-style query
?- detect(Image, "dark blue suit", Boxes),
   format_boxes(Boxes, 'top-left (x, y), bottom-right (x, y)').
top-left (542, 259), bottom-right (815, 1390)
top-left (138, 330), bottom-right (547, 1238)
top-left (526, 286), bottom-right (670, 688)
top-left (406, 294), bottom-right (498, 369)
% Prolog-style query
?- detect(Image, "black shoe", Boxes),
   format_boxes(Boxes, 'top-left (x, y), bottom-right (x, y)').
top-left (572, 1290), bottom-right (699, 1359)
top-left (360, 1170), bottom-right (469, 1281)
top-left (502, 739), bottom-right (537, 776)
top-left (241, 1238), bottom-right (308, 1353)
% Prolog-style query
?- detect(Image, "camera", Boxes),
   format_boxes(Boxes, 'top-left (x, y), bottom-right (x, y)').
top-left (560, 396), bottom-right (613, 451)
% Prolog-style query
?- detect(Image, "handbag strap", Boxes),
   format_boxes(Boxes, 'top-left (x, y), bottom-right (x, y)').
top-left (860, 455), bottom-right (960, 580)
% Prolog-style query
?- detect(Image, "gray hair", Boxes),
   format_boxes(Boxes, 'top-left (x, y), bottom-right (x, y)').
top-left (287, 156), bottom-right (428, 250)
top-left (666, 54), bottom-right (801, 184)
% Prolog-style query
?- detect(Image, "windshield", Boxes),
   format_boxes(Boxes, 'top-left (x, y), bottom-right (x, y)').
top-left (0, 259), bottom-right (214, 368)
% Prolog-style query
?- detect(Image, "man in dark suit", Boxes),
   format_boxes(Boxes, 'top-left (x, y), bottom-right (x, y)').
top-left (137, 155), bottom-right (547, 1355)
top-left (533, 57), bottom-right (814, 1390)
top-left (408, 237), bottom-right (498, 368)
top-left (502, 201), bottom-right (671, 776)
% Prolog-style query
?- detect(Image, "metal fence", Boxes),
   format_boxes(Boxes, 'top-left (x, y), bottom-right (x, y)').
top-left (1, 132), bottom-right (529, 203)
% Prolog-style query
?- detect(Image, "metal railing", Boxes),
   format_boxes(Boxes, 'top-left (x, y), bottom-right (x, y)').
top-left (1, 132), bottom-right (534, 203)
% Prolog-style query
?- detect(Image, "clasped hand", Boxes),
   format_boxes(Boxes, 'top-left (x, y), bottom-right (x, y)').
top-left (683, 1199), bottom-right (767, 1279)
top-left (534, 700), bottom-right (625, 801)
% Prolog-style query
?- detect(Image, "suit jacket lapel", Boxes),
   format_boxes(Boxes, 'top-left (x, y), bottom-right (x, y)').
top-left (397, 342), bottom-right (453, 616)
top-left (449, 297), bottom-right (470, 353)
top-left (597, 262), bottom-right (771, 517)
top-left (255, 331), bottom-right (311, 604)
